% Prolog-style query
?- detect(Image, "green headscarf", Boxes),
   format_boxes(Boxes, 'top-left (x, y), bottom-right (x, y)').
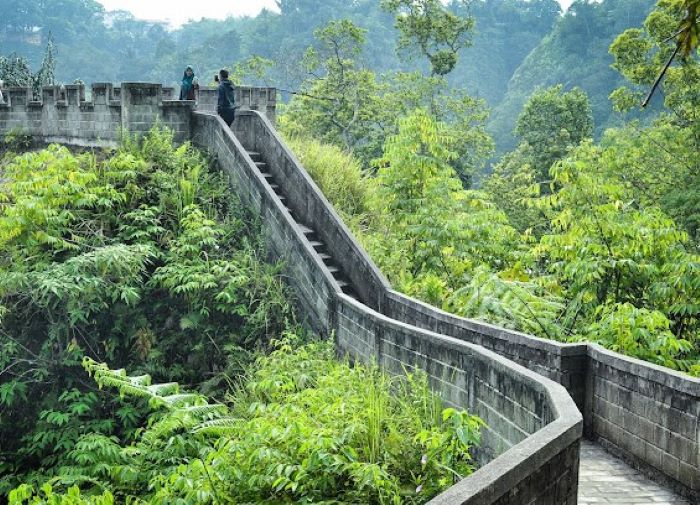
top-left (180, 65), bottom-right (195, 100)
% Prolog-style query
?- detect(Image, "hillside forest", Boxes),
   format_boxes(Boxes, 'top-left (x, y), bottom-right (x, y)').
top-left (0, 0), bottom-right (699, 502)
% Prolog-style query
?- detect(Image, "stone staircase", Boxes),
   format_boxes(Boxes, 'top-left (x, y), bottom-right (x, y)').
top-left (247, 147), bottom-right (694, 505)
top-left (247, 150), bottom-right (360, 301)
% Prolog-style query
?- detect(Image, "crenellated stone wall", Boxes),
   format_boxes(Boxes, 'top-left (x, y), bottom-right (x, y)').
top-left (0, 82), bottom-right (276, 147)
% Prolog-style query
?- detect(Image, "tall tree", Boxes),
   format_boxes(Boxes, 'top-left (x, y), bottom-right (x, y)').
top-left (515, 85), bottom-right (594, 184)
top-left (381, 0), bottom-right (474, 75)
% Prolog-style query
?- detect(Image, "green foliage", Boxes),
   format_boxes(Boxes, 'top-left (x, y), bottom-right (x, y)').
top-left (0, 126), bottom-right (294, 493)
top-left (610, 0), bottom-right (700, 118)
top-left (0, 35), bottom-right (56, 97)
top-left (532, 145), bottom-right (699, 369)
top-left (283, 135), bottom-right (371, 221)
top-left (482, 144), bottom-right (542, 233)
top-left (10, 483), bottom-right (115, 505)
top-left (485, 85), bottom-right (594, 232)
top-left (488, 0), bottom-right (656, 152)
top-left (678, 0), bottom-right (700, 57)
top-left (515, 85), bottom-right (594, 184)
top-left (361, 110), bottom-right (520, 307)
top-left (13, 338), bottom-right (483, 504)
top-left (280, 19), bottom-right (390, 162)
top-left (280, 18), bottom-right (493, 176)
top-left (2, 128), bottom-right (33, 152)
top-left (381, 0), bottom-right (474, 76)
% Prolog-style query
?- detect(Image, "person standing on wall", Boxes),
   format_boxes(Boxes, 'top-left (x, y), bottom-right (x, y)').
top-left (179, 65), bottom-right (199, 101)
top-left (215, 69), bottom-right (235, 127)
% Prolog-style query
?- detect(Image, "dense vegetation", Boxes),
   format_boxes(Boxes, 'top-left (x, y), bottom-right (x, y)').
top-left (0, 129), bottom-right (483, 502)
top-left (9, 338), bottom-right (482, 503)
top-left (281, 0), bottom-right (700, 375)
top-left (1, 0), bottom-right (699, 500)
top-left (0, 127), bottom-right (292, 493)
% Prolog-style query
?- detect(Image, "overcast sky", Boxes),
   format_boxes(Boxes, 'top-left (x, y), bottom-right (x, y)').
top-left (96, 0), bottom-right (575, 27)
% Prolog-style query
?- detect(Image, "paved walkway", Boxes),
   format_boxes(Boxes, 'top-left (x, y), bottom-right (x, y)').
top-left (578, 441), bottom-right (690, 504)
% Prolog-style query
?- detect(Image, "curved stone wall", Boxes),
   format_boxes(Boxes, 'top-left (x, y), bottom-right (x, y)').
top-left (191, 110), bottom-right (584, 504)
top-left (227, 109), bottom-right (698, 502)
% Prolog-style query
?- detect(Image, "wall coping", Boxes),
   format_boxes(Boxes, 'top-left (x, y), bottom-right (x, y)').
top-left (387, 289), bottom-right (588, 357)
top-left (339, 293), bottom-right (583, 504)
top-left (588, 344), bottom-right (700, 394)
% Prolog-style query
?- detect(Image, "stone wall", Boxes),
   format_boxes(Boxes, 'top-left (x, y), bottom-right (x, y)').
top-left (234, 112), bottom-right (390, 312)
top-left (0, 82), bottom-right (276, 147)
top-left (192, 110), bottom-right (584, 505)
top-left (190, 112), bottom-right (335, 336)
top-left (384, 289), bottom-right (699, 499)
top-left (228, 110), bottom-right (699, 502)
top-left (586, 346), bottom-right (699, 496)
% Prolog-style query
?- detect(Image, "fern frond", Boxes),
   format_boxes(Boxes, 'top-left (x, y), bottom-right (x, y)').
top-left (192, 417), bottom-right (240, 435)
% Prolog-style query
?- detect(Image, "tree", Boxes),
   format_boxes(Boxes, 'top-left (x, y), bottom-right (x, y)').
top-left (34, 32), bottom-right (56, 93)
top-left (608, 0), bottom-right (700, 239)
top-left (532, 143), bottom-right (699, 372)
top-left (0, 55), bottom-right (33, 87)
top-left (366, 110), bottom-right (520, 306)
top-left (486, 0), bottom-right (655, 153)
top-left (485, 85), bottom-right (593, 232)
top-left (381, 0), bottom-right (474, 75)
top-left (0, 36), bottom-right (57, 97)
top-left (280, 19), bottom-right (389, 162)
top-left (515, 85), bottom-right (594, 184)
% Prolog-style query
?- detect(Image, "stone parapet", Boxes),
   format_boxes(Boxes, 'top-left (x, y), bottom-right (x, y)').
top-left (192, 110), bottom-right (584, 505)
top-left (0, 82), bottom-right (276, 147)
top-left (219, 109), bottom-right (698, 502)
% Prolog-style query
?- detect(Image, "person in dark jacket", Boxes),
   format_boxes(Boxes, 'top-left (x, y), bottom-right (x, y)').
top-left (216, 69), bottom-right (235, 126)
top-left (179, 65), bottom-right (199, 101)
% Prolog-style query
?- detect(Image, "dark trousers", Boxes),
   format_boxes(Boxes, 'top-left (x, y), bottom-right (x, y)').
top-left (217, 108), bottom-right (235, 126)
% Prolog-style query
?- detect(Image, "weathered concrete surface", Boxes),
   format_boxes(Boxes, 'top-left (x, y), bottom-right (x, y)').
top-left (579, 441), bottom-right (690, 505)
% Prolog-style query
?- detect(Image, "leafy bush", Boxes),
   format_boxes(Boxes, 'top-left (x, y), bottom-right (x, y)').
top-left (0, 127), bottom-right (295, 493)
top-left (2, 127), bottom-right (33, 153)
top-left (284, 135), bottom-right (371, 221)
top-left (11, 337), bottom-right (483, 504)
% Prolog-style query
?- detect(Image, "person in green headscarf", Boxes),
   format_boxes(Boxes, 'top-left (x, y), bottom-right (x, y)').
top-left (179, 65), bottom-right (199, 101)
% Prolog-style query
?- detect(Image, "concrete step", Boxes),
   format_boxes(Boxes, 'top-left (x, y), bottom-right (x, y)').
top-left (247, 151), bottom-right (261, 161)
top-left (297, 225), bottom-right (315, 235)
top-left (254, 161), bottom-right (267, 169)
top-left (335, 280), bottom-right (360, 299)
top-left (260, 172), bottom-right (274, 179)
top-left (307, 240), bottom-right (325, 250)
